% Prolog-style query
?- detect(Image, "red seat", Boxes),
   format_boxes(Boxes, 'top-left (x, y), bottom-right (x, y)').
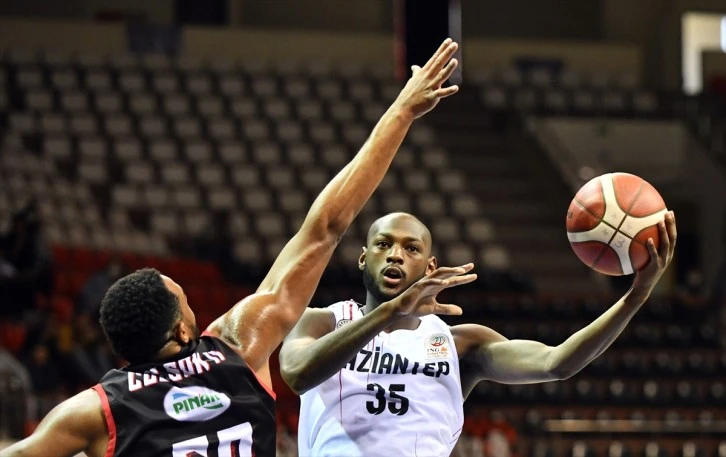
top-left (196, 262), bottom-right (222, 284)
top-left (0, 320), bottom-right (27, 354)
top-left (54, 272), bottom-right (73, 296)
top-left (51, 296), bottom-right (74, 322)
top-left (164, 258), bottom-right (186, 277)
top-left (204, 289), bottom-right (228, 316)
top-left (229, 286), bottom-right (254, 303)
top-left (196, 310), bottom-right (216, 330)
top-left (120, 252), bottom-right (143, 271)
top-left (73, 247), bottom-right (98, 272)
top-left (185, 284), bottom-right (207, 308)
top-left (140, 255), bottom-right (165, 272)
top-left (51, 245), bottom-right (72, 267)
top-left (95, 250), bottom-right (111, 268)
top-left (68, 271), bottom-right (88, 296)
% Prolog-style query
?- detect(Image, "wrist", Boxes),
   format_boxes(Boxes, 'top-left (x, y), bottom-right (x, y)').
top-left (628, 277), bottom-right (656, 303)
top-left (388, 101), bottom-right (416, 124)
top-left (379, 300), bottom-right (406, 321)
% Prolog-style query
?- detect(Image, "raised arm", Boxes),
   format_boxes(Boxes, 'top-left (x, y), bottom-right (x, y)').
top-left (281, 265), bottom-right (476, 394)
top-left (455, 213), bottom-right (676, 396)
top-left (0, 389), bottom-right (107, 457)
top-left (208, 39), bottom-right (460, 374)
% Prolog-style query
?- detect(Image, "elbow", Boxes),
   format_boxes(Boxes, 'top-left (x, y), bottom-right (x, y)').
top-left (545, 351), bottom-right (581, 381)
top-left (305, 196), bottom-right (355, 242)
top-left (326, 220), bottom-right (351, 241)
top-left (300, 214), bottom-right (348, 247)
top-left (316, 215), bottom-right (352, 242)
top-left (280, 365), bottom-right (312, 396)
top-left (548, 364), bottom-right (578, 381)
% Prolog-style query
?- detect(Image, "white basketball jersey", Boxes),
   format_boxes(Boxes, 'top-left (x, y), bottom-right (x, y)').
top-left (298, 300), bottom-right (465, 457)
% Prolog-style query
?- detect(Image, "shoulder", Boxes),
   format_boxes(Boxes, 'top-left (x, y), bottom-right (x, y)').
top-left (65, 388), bottom-right (105, 415)
top-left (304, 307), bottom-right (337, 322)
top-left (282, 307), bottom-right (336, 341)
top-left (47, 388), bottom-right (107, 437)
top-left (450, 324), bottom-right (508, 358)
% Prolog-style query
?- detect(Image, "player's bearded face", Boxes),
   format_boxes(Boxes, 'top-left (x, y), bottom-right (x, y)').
top-left (362, 261), bottom-right (426, 305)
top-left (188, 320), bottom-right (201, 340)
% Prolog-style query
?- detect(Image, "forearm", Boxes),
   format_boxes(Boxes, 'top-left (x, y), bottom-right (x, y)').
top-left (548, 282), bottom-right (653, 378)
top-left (304, 104), bottom-right (414, 236)
top-left (282, 303), bottom-right (399, 394)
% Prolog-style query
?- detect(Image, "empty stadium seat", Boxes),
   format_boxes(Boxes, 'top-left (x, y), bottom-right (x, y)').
top-left (242, 189), bottom-right (274, 212)
top-left (251, 142), bottom-right (281, 164)
top-left (163, 94), bottom-right (192, 116)
top-left (643, 442), bottom-right (669, 457)
top-left (219, 143), bottom-right (247, 164)
top-left (171, 188), bottom-right (202, 209)
top-left (681, 442), bottom-right (703, 457)
top-left (149, 140), bottom-right (179, 162)
top-left (608, 442), bottom-right (632, 457)
top-left (196, 164), bottom-right (226, 187)
top-left (207, 188), bottom-right (237, 210)
top-left (571, 441), bottom-right (595, 457)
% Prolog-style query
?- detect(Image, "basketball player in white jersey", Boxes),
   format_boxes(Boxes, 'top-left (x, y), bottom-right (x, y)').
top-left (280, 211), bottom-right (677, 457)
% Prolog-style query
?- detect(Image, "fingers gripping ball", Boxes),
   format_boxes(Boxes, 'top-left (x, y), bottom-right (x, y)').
top-left (566, 173), bottom-right (668, 276)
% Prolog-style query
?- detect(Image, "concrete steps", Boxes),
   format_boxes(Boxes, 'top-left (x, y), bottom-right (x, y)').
top-left (421, 86), bottom-right (605, 295)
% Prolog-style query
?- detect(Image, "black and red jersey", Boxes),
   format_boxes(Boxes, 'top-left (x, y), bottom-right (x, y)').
top-left (93, 335), bottom-right (276, 457)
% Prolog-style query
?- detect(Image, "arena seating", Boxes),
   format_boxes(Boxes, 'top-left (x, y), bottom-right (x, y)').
top-left (0, 50), bottom-right (505, 274)
top-left (2, 51), bottom-right (725, 455)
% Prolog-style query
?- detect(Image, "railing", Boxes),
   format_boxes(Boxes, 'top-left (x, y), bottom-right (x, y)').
top-left (544, 419), bottom-right (726, 434)
top-left (526, 118), bottom-right (601, 192)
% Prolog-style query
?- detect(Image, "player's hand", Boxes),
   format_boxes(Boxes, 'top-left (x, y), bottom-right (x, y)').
top-left (393, 38), bottom-right (459, 119)
top-left (634, 211), bottom-right (676, 290)
top-left (387, 263), bottom-right (476, 317)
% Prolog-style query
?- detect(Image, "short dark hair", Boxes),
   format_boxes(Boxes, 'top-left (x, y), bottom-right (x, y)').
top-left (99, 268), bottom-right (180, 364)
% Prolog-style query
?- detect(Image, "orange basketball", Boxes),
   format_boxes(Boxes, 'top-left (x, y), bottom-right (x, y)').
top-left (566, 173), bottom-right (668, 276)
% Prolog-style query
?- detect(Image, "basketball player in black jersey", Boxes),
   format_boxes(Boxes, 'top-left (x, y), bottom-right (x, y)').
top-left (0, 39), bottom-right (462, 457)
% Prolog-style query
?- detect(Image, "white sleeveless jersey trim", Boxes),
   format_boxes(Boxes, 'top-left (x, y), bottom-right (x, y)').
top-left (298, 301), bottom-right (465, 457)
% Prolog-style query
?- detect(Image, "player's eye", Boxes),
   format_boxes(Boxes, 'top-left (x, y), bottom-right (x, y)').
top-left (407, 245), bottom-right (420, 253)
top-left (376, 240), bottom-right (390, 248)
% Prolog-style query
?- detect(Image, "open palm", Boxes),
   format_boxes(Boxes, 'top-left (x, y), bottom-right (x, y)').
top-left (391, 264), bottom-right (476, 318)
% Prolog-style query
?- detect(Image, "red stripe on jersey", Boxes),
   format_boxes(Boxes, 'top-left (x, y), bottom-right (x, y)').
top-left (251, 368), bottom-right (277, 401)
top-left (92, 384), bottom-right (117, 457)
top-left (348, 302), bottom-right (353, 320)
top-left (202, 333), bottom-right (277, 400)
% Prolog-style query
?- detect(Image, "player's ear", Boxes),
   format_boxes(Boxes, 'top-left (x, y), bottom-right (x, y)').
top-left (358, 247), bottom-right (367, 271)
top-left (173, 319), bottom-right (190, 344)
top-left (426, 256), bottom-right (438, 275)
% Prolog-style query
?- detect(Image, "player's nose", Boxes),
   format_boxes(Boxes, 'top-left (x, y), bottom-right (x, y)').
top-left (386, 245), bottom-right (404, 263)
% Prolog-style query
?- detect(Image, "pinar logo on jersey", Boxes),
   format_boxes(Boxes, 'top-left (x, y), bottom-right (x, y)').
top-left (163, 386), bottom-right (231, 421)
top-left (425, 333), bottom-right (450, 360)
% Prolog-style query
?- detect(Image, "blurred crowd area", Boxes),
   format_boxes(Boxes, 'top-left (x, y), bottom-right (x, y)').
top-left (0, 4), bottom-right (725, 453)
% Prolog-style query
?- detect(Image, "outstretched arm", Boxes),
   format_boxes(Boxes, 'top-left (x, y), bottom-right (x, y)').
top-left (207, 39), bottom-right (460, 374)
top-left (456, 213), bottom-right (676, 394)
top-left (0, 389), bottom-right (107, 457)
top-left (281, 265), bottom-right (476, 394)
